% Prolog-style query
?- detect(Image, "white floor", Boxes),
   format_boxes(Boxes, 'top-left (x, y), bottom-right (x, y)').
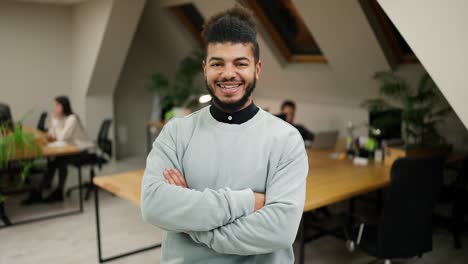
top-left (1, 156), bottom-right (467, 264)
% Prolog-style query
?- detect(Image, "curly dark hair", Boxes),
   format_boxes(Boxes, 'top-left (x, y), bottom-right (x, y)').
top-left (202, 6), bottom-right (259, 62)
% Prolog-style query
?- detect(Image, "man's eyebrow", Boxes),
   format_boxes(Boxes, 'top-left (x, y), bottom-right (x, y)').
top-left (208, 57), bottom-right (224, 62)
top-left (208, 57), bottom-right (251, 62)
top-left (234, 57), bottom-right (250, 62)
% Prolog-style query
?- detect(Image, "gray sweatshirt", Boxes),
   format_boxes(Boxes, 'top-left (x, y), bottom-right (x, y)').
top-left (141, 106), bottom-right (308, 263)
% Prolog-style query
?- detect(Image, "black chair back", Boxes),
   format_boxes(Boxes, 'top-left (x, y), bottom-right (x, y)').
top-left (37, 112), bottom-right (48, 132)
top-left (0, 103), bottom-right (13, 131)
top-left (97, 119), bottom-right (112, 158)
top-left (378, 156), bottom-right (444, 258)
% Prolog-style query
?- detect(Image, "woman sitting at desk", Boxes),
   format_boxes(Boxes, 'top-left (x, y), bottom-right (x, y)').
top-left (22, 96), bottom-right (94, 204)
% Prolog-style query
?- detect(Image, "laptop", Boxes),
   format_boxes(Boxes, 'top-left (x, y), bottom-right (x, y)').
top-left (308, 130), bottom-right (339, 150)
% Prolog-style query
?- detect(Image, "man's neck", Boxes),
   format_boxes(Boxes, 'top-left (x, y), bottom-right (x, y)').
top-left (214, 98), bottom-right (253, 114)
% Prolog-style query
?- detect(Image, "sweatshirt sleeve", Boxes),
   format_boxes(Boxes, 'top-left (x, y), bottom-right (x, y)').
top-left (141, 120), bottom-right (255, 233)
top-left (188, 131), bottom-right (308, 255)
top-left (55, 115), bottom-right (78, 141)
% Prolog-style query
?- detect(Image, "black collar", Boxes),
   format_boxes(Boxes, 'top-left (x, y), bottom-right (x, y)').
top-left (209, 102), bottom-right (259, 124)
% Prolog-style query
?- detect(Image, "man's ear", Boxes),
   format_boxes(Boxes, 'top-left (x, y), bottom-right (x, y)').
top-left (202, 60), bottom-right (207, 77)
top-left (255, 60), bottom-right (262, 80)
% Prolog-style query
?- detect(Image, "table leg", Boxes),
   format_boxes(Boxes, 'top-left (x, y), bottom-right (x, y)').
top-left (0, 202), bottom-right (12, 226)
top-left (0, 162), bottom-right (84, 228)
top-left (298, 217), bottom-right (305, 264)
top-left (94, 186), bottom-right (162, 263)
top-left (146, 126), bottom-right (151, 155)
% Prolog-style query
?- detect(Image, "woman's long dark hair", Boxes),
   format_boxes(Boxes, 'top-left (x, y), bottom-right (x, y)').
top-left (55, 96), bottom-right (73, 116)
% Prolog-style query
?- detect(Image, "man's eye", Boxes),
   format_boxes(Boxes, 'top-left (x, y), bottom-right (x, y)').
top-left (238, 63), bottom-right (248, 67)
top-left (211, 63), bottom-right (222, 67)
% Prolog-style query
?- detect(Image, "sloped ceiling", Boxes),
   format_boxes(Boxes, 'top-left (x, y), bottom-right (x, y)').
top-left (148, 0), bottom-right (425, 106)
top-left (377, 0), bottom-right (468, 129)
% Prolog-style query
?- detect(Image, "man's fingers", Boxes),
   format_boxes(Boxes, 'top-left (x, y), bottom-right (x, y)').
top-left (172, 169), bottom-right (188, 187)
top-left (167, 169), bottom-right (183, 186)
top-left (164, 169), bottom-right (177, 185)
top-left (163, 168), bottom-right (188, 188)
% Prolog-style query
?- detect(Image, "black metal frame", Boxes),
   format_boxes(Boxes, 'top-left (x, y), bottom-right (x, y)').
top-left (0, 165), bottom-right (83, 228)
top-left (94, 186), bottom-right (161, 263)
top-left (297, 198), bottom-right (358, 264)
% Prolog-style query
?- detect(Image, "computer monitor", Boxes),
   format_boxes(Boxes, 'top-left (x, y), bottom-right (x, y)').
top-left (369, 109), bottom-right (402, 140)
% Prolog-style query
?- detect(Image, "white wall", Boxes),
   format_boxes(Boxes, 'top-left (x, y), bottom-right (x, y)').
top-left (255, 98), bottom-right (369, 136)
top-left (113, 0), bottom-right (468, 157)
top-left (377, 0), bottom-right (468, 130)
top-left (114, 0), bottom-right (198, 157)
top-left (72, 0), bottom-right (145, 144)
top-left (71, 0), bottom-right (113, 132)
top-left (0, 0), bottom-right (72, 126)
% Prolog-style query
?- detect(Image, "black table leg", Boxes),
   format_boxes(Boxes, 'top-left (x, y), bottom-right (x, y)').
top-left (0, 202), bottom-right (12, 226)
top-left (0, 163), bottom-right (83, 228)
top-left (146, 126), bottom-right (152, 155)
top-left (298, 217), bottom-right (305, 264)
top-left (94, 186), bottom-right (161, 263)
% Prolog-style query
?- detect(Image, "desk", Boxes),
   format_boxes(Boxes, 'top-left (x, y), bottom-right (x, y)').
top-left (0, 127), bottom-right (84, 227)
top-left (304, 150), bottom-right (390, 212)
top-left (296, 150), bottom-right (390, 263)
top-left (93, 170), bottom-right (161, 263)
top-left (92, 150), bottom-right (391, 262)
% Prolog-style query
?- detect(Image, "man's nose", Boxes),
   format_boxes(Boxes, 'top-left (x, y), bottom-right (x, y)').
top-left (221, 64), bottom-right (236, 80)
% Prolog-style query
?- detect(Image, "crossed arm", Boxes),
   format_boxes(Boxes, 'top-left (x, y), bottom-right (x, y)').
top-left (164, 144), bottom-right (308, 255)
top-left (141, 120), bottom-right (308, 255)
top-left (141, 121), bottom-right (265, 233)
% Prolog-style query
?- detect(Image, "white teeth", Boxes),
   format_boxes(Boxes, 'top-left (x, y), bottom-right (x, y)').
top-left (218, 83), bottom-right (241, 89)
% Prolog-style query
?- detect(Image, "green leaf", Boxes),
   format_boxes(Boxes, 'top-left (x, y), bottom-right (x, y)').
top-left (19, 161), bottom-right (35, 186)
top-left (373, 71), bottom-right (409, 99)
top-left (148, 49), bottom-right (204, 108)
top-left (360, 98), bottom-right (393, 112)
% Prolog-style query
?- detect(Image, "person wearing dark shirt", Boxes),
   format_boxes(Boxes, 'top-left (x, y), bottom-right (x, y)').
top-left (281, 100), bottom-right (315, 142)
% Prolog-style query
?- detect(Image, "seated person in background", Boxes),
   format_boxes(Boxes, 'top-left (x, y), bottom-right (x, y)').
top-left (281, 100), bottom-right (330, 219)
top-left (281, 100), bottom-right (315, 142)
top-left (22, 96), bottom-right (95, 204)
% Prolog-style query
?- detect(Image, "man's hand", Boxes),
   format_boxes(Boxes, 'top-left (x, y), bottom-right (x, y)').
top-left (254, 192), bottom-right (265, 211)
top-left (164, 168), bottom-right (188, 188)
top-left (46, 133), bottom-right (56, 142)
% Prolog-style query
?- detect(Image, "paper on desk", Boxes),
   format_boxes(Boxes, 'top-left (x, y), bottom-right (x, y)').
top-left (46, 141), bottom-right (69, 148)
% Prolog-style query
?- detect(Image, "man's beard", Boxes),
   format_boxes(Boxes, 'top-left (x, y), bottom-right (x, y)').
top-left (205, 77), bottom-right (256, 113)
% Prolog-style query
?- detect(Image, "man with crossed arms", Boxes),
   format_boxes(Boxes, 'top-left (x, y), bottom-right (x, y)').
top-left (141, 6), bottom-right (308, 264)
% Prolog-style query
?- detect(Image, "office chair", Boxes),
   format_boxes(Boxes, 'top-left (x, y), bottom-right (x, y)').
top-left (37, 111), bottom-right (48, 132)
top-left (0, 103), bottom-right (14, 132)
top-left (66, 119), bottom-right (112, 201)
top-left (344, 156), bottom-right (444, 264)
top-left (450, 155), bottom-right (468, 249)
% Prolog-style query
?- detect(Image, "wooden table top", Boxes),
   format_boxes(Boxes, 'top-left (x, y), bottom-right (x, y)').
top-left (6, 127), bottom-right (82, 160)
top-left (304, 150), bottom-right (390, 212)
top-left (93, 169), bottom-right (144, 206)
top-left (93, 150), bottom-right (391, 211)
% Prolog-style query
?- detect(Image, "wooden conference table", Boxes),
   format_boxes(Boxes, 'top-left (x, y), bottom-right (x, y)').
top-left (0, 127), bottom-right (83, 227)
top-left (92, 149), bottom-right (391, 263)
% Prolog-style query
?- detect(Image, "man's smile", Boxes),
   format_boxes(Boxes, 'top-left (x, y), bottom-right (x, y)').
top-left (215, 81), bottom-right (244, 95)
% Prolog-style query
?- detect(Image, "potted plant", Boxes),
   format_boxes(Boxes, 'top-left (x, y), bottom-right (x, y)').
top-left (148, 50), bottom-right (205, 121)
top-left (362, 71), bottom-right (452, 165)
top-left (0, 113), bottom-right (42, 202)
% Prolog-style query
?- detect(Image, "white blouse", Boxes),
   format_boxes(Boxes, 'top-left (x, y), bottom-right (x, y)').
top-left (47, 114), bottom-right (95, 150)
